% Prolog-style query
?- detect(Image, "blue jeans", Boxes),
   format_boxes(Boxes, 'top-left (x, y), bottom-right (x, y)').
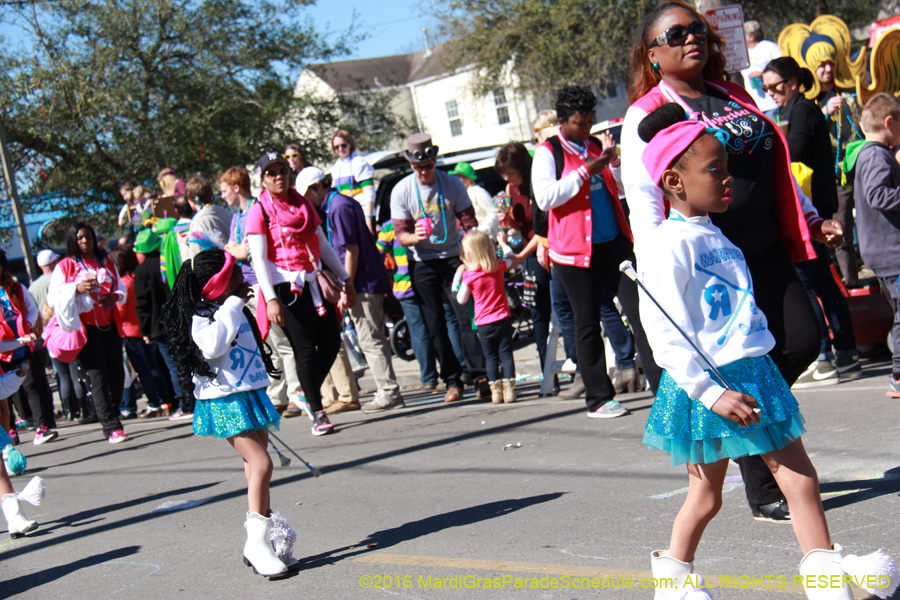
top-left (400, 297), bottom-right (438, 386)
top-left (157, 338), bottom-right (192, 412)
top-left (525, 254), bottom-right (552, 369)
top-left (550, 267), bottom-right (577, 362)
top-left (793, 242), bottom-right (857, 359)
top-left (600, 286), bottom-right (636, 370)
top-left (444, 299), bottom-right (470, 379)
top-left (121, 336), bottom-right (169, 412)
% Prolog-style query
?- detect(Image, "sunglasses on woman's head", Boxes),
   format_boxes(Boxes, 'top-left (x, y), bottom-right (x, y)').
top-left (264, 166), bottom-right (290, 178)
top-left (650, 21), bottom-right (708, 48)
top-left (410, 146), bottom-right (438, 161)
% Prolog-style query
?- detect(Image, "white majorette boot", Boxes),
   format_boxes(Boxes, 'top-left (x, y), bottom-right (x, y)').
top-left (650, 550), bottom-right (715, 600)
top-left (2, 476), bottom-right (45, 539)
top-left (243, 512), bottom-right (288, 578)
top-left (798, 543), bottom-right (898, 600)
top-left (269, 511), bottom-right (299, 569)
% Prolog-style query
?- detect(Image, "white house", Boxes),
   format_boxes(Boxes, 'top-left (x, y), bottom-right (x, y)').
top-left (297, 41), bottom-right (628, 154)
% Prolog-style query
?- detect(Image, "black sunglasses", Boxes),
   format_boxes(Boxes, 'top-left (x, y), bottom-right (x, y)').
top-left (761, 79), bottom-right (787, 94)
top-left (264, 166), bottom-right (290, 178)
top-left (410, 146), bottom-right (438, 161)
top-left (413, 162), bottom-right (435, 170)
top-left (650, 21), bottom-right (708, 48)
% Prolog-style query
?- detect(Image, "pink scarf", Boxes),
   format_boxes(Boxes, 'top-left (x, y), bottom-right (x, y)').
top-left (256, 187), bottom-right (323, 339)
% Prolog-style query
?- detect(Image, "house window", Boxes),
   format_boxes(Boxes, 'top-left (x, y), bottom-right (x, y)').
top-left (446, 100), bottom-right (462, 137)
top-left (493, 89), bottom-right (510, 125)
top-left (600, 81), bottom-right (619, 100)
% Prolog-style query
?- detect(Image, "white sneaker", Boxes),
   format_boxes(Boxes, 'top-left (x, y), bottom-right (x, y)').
top-left (361, 391), bottom-right (405, 414)
top-left (791, 360), bottom-right (839, 389)
top-left (587, 400), bottom-right (630, 419)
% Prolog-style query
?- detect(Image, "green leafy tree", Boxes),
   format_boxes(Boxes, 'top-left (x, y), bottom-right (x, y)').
top-left (432, 0), bottom-right (880, 103)
top-left (0, 0), bottom-right (407, 239)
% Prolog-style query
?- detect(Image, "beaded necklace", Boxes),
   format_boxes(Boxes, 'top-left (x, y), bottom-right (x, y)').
top-left (77, 255), bottom-right (117, 330)
top-left (234, 197), bottom-right (255, 245)
top-left (414, 172), bottom-right (448, 244)
top-left (323, 190), bottom-right (338, 246)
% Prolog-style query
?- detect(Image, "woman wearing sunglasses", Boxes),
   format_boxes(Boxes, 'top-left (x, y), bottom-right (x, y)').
top-left (329, 130), bottom-right (377, 235)
top-left (283, 144), bottom-right (308, 187)
top-left (246, 152), bottom-right (355, 437)
top-left (762, 57), bottom-right (859, 388)
top-left (622, 1), bottom-right (843, 528)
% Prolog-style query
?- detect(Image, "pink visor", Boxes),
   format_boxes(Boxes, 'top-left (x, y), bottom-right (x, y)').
top-left (642, 121), bottom-right (711, 184)
top-left (201, 253), bottom-right (237, 301)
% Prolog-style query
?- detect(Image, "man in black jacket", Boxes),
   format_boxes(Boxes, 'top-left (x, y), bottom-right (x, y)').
top-left (133, 228), bottom-right (194, 419)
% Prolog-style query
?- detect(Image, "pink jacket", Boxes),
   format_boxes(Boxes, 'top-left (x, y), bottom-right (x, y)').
top-left (622, 79), bottom-right (820, 262)
top-left (533, 133), bottom-right (632, 267)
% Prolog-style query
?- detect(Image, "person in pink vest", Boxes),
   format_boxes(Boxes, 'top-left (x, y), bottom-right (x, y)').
top-left (48, 223), bottom-right (129, 444)
top-left (621, 0), bottom-right (844, 524)
top-left (533, 85), bottom-right (662, 420)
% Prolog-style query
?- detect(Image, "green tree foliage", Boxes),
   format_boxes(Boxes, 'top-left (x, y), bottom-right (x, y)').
top-left (432, 0), bottom-right (661, 99)
top-left (432, 0), bottom-right (880, 103)
top-left (739, 0), bottom-right (881, 45)
top-left (0, 0), bottom-right (407, 236)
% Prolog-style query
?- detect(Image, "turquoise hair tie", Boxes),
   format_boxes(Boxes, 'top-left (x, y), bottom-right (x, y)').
top-left (705, 127), bottom-right (729, 146)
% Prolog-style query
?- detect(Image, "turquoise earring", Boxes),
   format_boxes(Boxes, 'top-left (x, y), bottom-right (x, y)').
top-left (652, 62), bottom-right (659, 69)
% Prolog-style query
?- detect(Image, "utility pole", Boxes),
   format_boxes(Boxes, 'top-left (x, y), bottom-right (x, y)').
top-left (0, 119), bottom-right (38, 283)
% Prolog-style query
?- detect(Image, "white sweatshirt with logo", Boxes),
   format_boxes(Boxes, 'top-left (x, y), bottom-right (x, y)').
top-left (191, 296), bottom-right (270, 399)
top-left (637, 211), bottom-right (775, 409)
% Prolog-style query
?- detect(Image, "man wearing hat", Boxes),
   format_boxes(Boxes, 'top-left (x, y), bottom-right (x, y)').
top-left (28, 249), bottom-right (59, 318)
top-left (391, 133), bottom-right (489, 402)
top-left (740, 21), bottom-right (782, 121)
top-left (133, 228), bottom-right (193, 420)
top-left (449, 162), bottom-right (498, 238)
top-left (299, 166), bottom-right (400, 414)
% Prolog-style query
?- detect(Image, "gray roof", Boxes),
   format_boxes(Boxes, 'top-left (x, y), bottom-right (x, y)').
top-left (307, 42), bottom-right (452, 92)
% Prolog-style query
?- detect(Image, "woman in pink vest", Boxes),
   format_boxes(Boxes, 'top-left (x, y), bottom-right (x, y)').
top-left (621, 1), bottom-right (844, 523)
top-left (533, 86), bottom-right (662, 420)
top-left (48, 223), bottom-right (128, 444)
top-left (246, 152), bottom-right (354, 438)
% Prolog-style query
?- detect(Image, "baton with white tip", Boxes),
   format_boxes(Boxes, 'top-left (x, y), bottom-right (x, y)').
top-left (619, 260), bottom-right (760, 413)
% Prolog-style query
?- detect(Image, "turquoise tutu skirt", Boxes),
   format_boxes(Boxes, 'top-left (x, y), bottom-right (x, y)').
top-left (193, 388), bottom-right (281, 439)
top-left (643, 355), bottom-right (806, 466)
top-left (0, 427), bottom-right (10, 447)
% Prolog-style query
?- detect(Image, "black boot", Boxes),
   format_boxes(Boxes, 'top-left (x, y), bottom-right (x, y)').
top-left (77, 396), bottom-right (97, 425)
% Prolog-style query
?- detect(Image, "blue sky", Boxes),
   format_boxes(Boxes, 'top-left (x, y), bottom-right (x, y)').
top-left (0, 0), bottom-right (437, 61)
top-left (299, 0), bottom-right (435, 60)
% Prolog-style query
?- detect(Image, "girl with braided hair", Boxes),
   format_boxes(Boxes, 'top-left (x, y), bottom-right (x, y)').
top-left (160, 249), bottom-right (298, 579)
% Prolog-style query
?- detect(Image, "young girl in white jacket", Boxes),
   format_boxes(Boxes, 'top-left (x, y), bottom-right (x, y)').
top-left (161, 249), bottom-right (296, 579)
top-left (636, 103), bottom-right (897, 600)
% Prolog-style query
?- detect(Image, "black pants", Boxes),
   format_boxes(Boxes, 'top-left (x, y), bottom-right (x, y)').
top-left (2, 346), bottom-right (56, 430)
top-left (476, 317), bottom-right (515, 381)
top-left (275, 282), bottom-right (340, 414)
top-left (409, 256), bottom-right (486, 388)
top-left (524, 254), bottom-right (552, 369)
top-left (737, 243), bottom-right (821, 506)
top-left (553, 234), bottom-right (662, 411)
top-left (79, 325), bottom-right (125, 435)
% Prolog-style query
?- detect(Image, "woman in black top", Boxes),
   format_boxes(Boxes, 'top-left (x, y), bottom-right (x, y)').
top-left (763, 57), bottom-right (859, 386)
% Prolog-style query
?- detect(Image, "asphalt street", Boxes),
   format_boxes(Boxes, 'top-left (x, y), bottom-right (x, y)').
top-left (1, 351), bottom-right (898, 600)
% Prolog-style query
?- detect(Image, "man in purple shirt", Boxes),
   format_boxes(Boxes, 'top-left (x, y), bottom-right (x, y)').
top-left (220, 166), bottom-right (298, 415)
top-left (298, 167), bottom-right (404, 413)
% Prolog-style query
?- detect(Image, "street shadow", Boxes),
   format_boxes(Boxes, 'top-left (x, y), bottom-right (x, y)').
top-left (0, 481), bottom-right (221, 562)
top-left (297, 492), bottom-right (566, 570)
top-left (1, 545), bottom-right (140, 596)
top-left (36, 430), bottom-right (196, 468)
top-left (821, 466), bottom-right (900, 511)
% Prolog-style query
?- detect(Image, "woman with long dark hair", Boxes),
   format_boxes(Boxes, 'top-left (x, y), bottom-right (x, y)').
top-left (0, 250), bottom-right (58, 445)
top-left (48, 223), bottom-right (128, 443)
top-left (622, 0), bottom-right (843, 523)
top-left (762, 56), bottom-right (859, 386)
top-left (493, 143), bottom-right (553, 380)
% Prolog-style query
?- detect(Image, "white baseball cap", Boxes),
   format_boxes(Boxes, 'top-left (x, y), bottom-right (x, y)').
top-left (296, 166), bottom-right (326, 195)
top-left (36, 249), bottom-right (60, 267)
